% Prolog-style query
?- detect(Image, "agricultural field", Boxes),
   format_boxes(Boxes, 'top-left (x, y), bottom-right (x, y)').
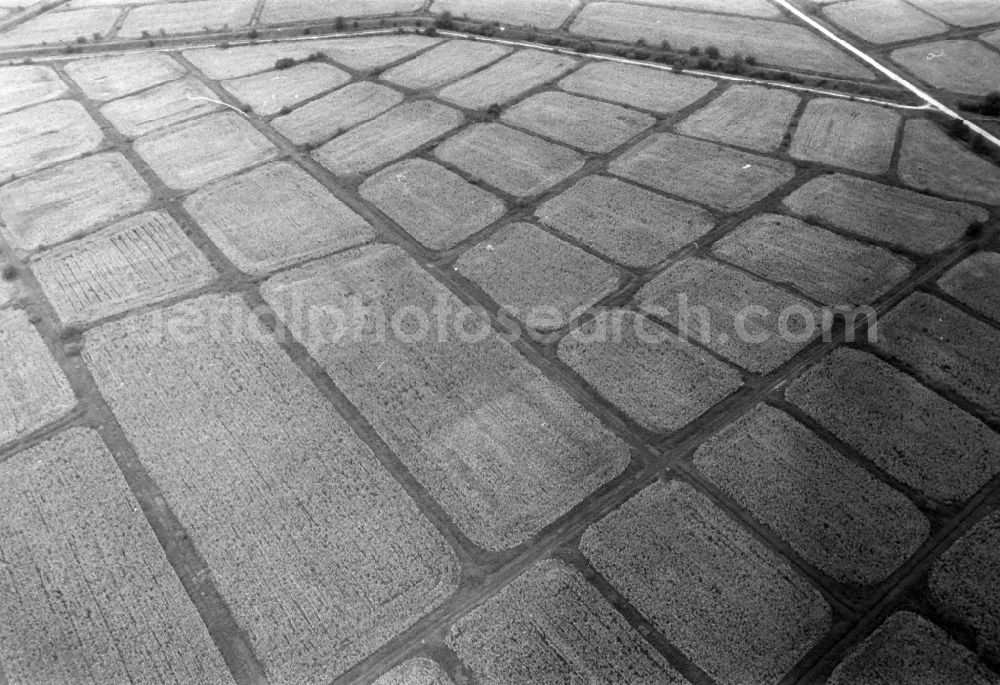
top-left (822, 0), bottom-right (948, 45)
top-left (789, 98), bottom-right (900, 174)
top-left (891, 40), bottom-right (1000, 96)
top-left (902, 0), bottom-right (1000, 27)
top-left (0, 20), bottom-right (998, 685)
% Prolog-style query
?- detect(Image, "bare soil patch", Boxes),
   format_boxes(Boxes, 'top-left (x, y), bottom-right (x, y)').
top-left (897, 119), bottom-right (1000, 205)
top-left (0, 65), bottom-right (68, 115)
top-left (438, 49), bottom-right (576, 110)
top-left (824, 0), bottom-right (947, 44)
top-left (222, 62), bottom-right (350, 116)
top-left (65, 52), bottom-right (185, 102)
top-left (118, 0), bottom-right (256, 38)
top-left (431, 0), bottom-right (579, 30)
top-left (261, 0), bottom-right (424, 24)
top-left (0, 100), bottom-right (104, 183)
top-left (382, 39), bottom-right (512, 91)
top-left (892, 40), bottom-right (1000, 96)
top-left (938, 252), bottom-right (1000, 326)
top-left (100, 78), bottom-right (220, 137)
top-left (560, 61), bottom-right (715, 114)
top-left (272, 81), bottom-right (403, 147)
top-left (0, 8), bottom-right (119, 47)
top-left (790, 98), bottom-right (900, 175)
top-left (677, 85), bottom-right (799, 153)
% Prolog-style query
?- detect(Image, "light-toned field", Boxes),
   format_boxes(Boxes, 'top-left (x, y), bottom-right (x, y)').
top-left (930, 512), bottom-right (1000, 662)
top-left (134, 111), bottom-right (278, 190)
top-left (558, 310), bottom-right (742, 432)
top-left (630, 0), bottom-right (779, 16)
top-left (261, 0), bottom-right (423, 24)
top-left (100, 78), bottom-right (220, 137)
top-left (0, 309), bottom-right (75, 446)
top-left (787, 348), bottom-right (1000, 502)
top-left (272, 81), bottom-right (403, 146)
top-left (637, 257), bottom-right (820, 373)
top-left (696, 405), bottom-right (928, 585)
top-left (713, 214), bottom-right (914, 305)
top-left (897, 119), bottom-right (1000, 205)
top-left (84, 293), bottom-right (460, 683)
top-left (939, 252), bottom-right (1000, 326)
top-left (0, 429), bottom-right (232, 685)
top-left (676, 84), bottom-right (799, 153)
top-left (984, 29), bottom-right (1000, 51)
top-left (0, 7), bottom-right (119, 46)
top-left (536, 174), bottom-right (715, 268)
top-left (221, 62), bottom-right (350, 116)
top-left (570, 3), bottom-right (875, 80)
top-left (374, 659), bottom-right (452, 685)
top-left (65, 52), bottom-right (185, 101)
top-left (0, 152), bottom-right (150, 252)
top-left (261, 245), bottom-right (631, 550)
top-left (449, 560), bottom-right (681, 683)
top-left (0, 65), bottom-right (68, 115)
top-left (559, 62), bottom-right (715, 114)
top-left (313, 100), bottom-right (463, 175)
top-left (903, 0), bottom-right (1000, 27)
top-left (33, 211), bottom-right (216, 324)
top-left (878, 293), bottom-right (1000, 420)
top-left (581, 481), bottom-right (830, 685)
top-left (0, 100), bottom-right (103, 182)
top-left (434, 123), bottom-right (585, 198)
top-left (185, 161), bottom-right (373, 275)
top-left (781, 173), bottom-right (987, 254)
top-left (891, 40), bottom-right (1000, 96)
top-left (456, 222), bottom-right (620, 329)
top-left (789, 99), bottom-right (900, 175)
top-left (359, 158), bottom-right (505, 249)
top-left (438, 49), bottom-right (576, 110)
top-left (823, 0), bottom-right (948, 44)
top-left (829, 613), bottom-right (996, 685)
top-left (431, 0), bottom-right (579, 30)
top-left (313, 34), bottom-right (440, 71)
top-left (117, 0), bottom-right (256, 38)
top-left (501, 91), bottom-right (654, 153)
top-left (609, 133), bottom-right (795, 211)
top-left (382, 39), bottom-right (511, 91)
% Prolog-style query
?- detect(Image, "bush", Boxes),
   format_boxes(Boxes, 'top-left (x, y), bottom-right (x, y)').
top-left (274, 57), bottom-right (296, 69)
top-left (1, 265), bottom-right (17, 281)
top-left (966, 221), bottom-right (986, 238)
top-left (660, 39), bottom-right (671, 51)
top-left (696, 56), bottom-right (714, 69)
top-left (335, 16), bottom-right (345, 30)
top-left (425, 26), bottom-right (438, 37)
top-left (92, 32), bottom-right (102, 41)
top-left (575, 41), bottom-right (593, 53)
top-left (672, 58), bottom-right (686, 73)
top-left (486, 103), bottom-right (502, 117)
top-left (688, 46), bottom-right (700, 56)
top-left (635, 38), bottom-right (647, 47)
top-left (745, 55), bottom-right (757, 66)
top-left (435, 10), bottom-right (454, 30)
top-left (945, 118), bottom-right (971, 139)
top-left (633, 49), bottom-right (650, 60)
top-left (278, 106), bottom-right (293, 116)
top-left (75, 35), bottom-right (86, 43)
top-left (705, 45), bottom-right (720, 59)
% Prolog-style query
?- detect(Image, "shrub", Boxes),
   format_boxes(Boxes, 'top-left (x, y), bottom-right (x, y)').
top-left (635, 38), bottom-right (647, 47)
top-left (435, 10), bottom-right (454, 29)
top-left (424, 26), bottom-right (438, 36)
top-left (274, 57), bottom-right (296, 69)
top-left (660, 39), bottom-right (671, 51)
top-left (688, 45), bottom-right (700, 56)
top-left (75, 35), bottom-right (86, 43)
top-left (352, 19), bottom-right (359, 28)
top-left (92, 32), bottom-right (102, 41)
top-left (335, 15), bottom-right (345, 30)
top-left (633, 49), bottom-right (650, 60)
top-left (696, 56), bottom-right (714, 69)
top-left (672, 58), bottom-right (686, 73)
top-left (278, 106), bottom-right (293, 116)
top-left (945, 118), bottom-right (970, 139)
top-left (575, 41), bottom-right (593, 53)
top-left (1, 265), bottom-right (17, 281)
top-left (745, 55), bottom-right (757, 66)
top-left (966, 221), bottom-right (986, 238)
top-left (705, 45), bottom-right (720, 59)
top-left (486, 103), bottom-right (502, 117)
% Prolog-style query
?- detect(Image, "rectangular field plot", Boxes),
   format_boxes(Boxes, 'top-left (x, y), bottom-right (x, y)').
top-left (272, 81), bottom-right (404, 146)
top-left (448, 559), bottom-right (684, 683)
top-left (313, 34), bottom-right (441, 71)
top-left (695, 405), bottom-right (928, 585)
top-left (431, 0), bottom-right (579, 30)
top-left (0, 429), bottom-right (232, 685)
top-left (100, 78), bottom-right (220, 137)
top-left (0, 65), bottom-right (68, 114)
top-left (435, 123), bottom-right (585, 197)
top-left (383, 40), bottom-right (511, 91)
top-left (609, 133), bottom-right (795, 211)
top-left (438, 49), bottom-right (576, 110)
top-left (676, 85), bottom-right (799, 153)
top-left (892, 40), bottom-right (1000, 97)
top-left (570, 3), bottom-right (874, 80)
top-left (877, 293), bottom-right (1000, 421)
top-left (787, 348), bottom-right (1000, 503)
top-left (898, 119), bottom-right (1000, 205)
top-left (0, 152), bottom-right (151, 252)
top-left (374, 659), bottom-right (453, 685)
top-left (581, 481), bottom-right (830, 685)
top-left (790, 99), bottom-right (900, 175)
top-left (557, 310), bottom-right (742, 433)
top-left (185, 161), bottom-right (373, 275)
top-left (781, 173), bottom-right (988, 254)
top-left (0, 100), bottom-right (103, 182)
top-left (33, 211), bottom-right (216, 324)
top-left (536, 175), bottom-right (715, 268)
top-left (359, 158), bottom-right (505, 249)
top-left (501, 91), bottom-right (653, 153)
top-left (939, 253), bottom-right (1000, 326)
top-left (261, 245), bottom-right (631, 550)
top-left (903, 0), bottom-right (1000, 27)
top-left (824, 0), bottom-right (947, 44)
top-left (713, 213), bottom-right (914, 305)
top-left (221, 62), bottom-right (350, 116)
top-left (0, 310), bottom-right (75, 446)
top-left (118, 0), bottom-right (256, 37)
top-left (65, 52), bottom-right (185, 101)
top-left (0, 8), bottom-right (119, 47)
top-left (559, 62), bottom-right (715, 114)
top-left (313, 100), bottom-right (463, 176)
top-left (260, 0), bottom-right (424, 24)
top-left (637, 257), bottom-right (820, 373)
top-left (84, 293), bottom-right (459, 683)
top-left (135, 112), bottom-right (278, 190)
